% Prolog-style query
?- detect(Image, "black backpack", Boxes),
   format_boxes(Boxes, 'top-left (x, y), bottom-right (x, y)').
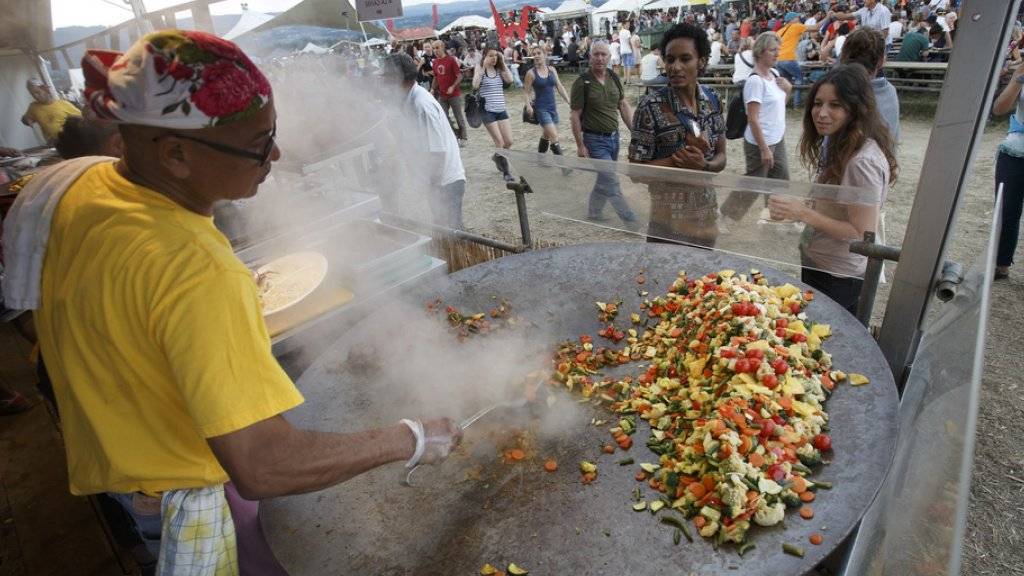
top-left (726, 61), bottom-right (776, 140)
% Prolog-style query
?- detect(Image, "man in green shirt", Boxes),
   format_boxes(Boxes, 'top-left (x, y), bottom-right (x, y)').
top-left (570, 40), bottom-right (637, 226)
top-left (895, 18), bottom-right (930, 62)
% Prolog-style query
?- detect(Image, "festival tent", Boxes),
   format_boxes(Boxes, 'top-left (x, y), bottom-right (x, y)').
top-left (439, 15), bottom-right (496, 34)
top-left (362, 37), bottom-right (389, 47)
top-left (299, 42), bottom-right (329, 54)
top-left (541, 0), bottom-right (594, 21)
top-left (591, 0), bottom-right (647, 36)
top-left (224, 6), bottom-right (275, 40)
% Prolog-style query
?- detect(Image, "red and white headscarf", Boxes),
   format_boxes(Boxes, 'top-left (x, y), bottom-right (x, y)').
top-left (82, 29), bottom-right (272, 129)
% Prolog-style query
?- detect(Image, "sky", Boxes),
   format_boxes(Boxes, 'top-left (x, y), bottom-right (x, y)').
top-left (49, 0), bottom-right (453, 30)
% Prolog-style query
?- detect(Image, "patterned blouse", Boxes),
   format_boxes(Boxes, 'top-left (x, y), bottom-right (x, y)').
top-left (628, 85), bottom-right (726, 246)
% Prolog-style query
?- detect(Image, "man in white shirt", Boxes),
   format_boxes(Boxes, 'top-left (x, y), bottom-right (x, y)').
top-left (887, 14), bottom-right (904, 48)
top-left (640, 46), bottom-right (665, 85)
top-left (830, 0), bottom-right (892, 31)
top-left (385, 53), bottom-right (466, 229)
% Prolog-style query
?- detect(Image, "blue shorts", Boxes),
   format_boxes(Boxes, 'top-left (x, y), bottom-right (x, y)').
top-left (482, 109), bottom-right (509, 123)
top-left (621, 52), bottom-right (635, 67)
top-left (535, 107), bottom-right (559, 126)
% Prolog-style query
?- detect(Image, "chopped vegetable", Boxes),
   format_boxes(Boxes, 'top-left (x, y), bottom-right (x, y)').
top-left (673, 529), bottom-right (682, 545)
top-left (799, 506), bottom-right (814, 520)
top-left (633, 501), bottom-right (648, 512)
top-left (783, 543), bottom-right (805, 558)
top-left (848, 373), bottom-right (870, 386)
top-left (507, 563), bottom-right (529, 575)
top-left (616, 458), bottom-right (635, 466)
top-left (509, 449), bottom-right (526, 461)
top-left (579, 461), bottom-right (597, 474)
top-left (543, 459), bottom-right (558, 473)
top-left (809, 533), bottom-right (824, 545)
top-left (480, 564), bottom-right (498, 575)
top-left (550, 269), bottom-right (850, 549)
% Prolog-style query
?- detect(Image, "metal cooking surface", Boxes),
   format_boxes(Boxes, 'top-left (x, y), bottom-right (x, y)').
top-left (262, 243), bottom-right (898, 575)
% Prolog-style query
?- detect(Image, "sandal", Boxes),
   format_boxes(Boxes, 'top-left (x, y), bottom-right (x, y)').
top-left (0, 390), bottom-right (33, 415)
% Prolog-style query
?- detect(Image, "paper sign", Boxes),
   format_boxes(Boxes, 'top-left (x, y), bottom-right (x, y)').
top-left (357, 0), bottom-right (403, 22)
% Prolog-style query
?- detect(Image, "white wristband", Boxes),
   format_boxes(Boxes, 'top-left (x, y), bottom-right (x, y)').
top-left (399, 419), bottom-right (426, 468)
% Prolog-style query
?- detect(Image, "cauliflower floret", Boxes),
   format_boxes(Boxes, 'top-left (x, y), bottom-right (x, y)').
top-left (796, 443), bottom-right (817, 459)
top-left (720, 452), bottom-right (759, 480)
top-left (721, 520), bottom-right (751, 544)
top-left (720, 475), bottom-right (748, 518)
top-left (699, 520), bottom-right (720, 538)
top-left (753, 500), bottom-right (786, 527)
top-left (719, 429), bottom-right (741, 448)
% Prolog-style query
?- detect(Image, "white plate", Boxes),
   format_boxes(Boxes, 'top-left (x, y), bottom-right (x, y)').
top-left (255, 251), bottom-right (329, 316)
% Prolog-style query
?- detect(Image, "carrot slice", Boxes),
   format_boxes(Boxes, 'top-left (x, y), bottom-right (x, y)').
top-left (636, 471), bottom-right (648, 482)
top-left (791, 476), bottom-right (808, 493)
top-left (687, 482), bottom-right (707, 499)
top-left (543, 459), bottom-right (558, 472)
top-left (693, 516), bottom-right (707, 529)
top-left (509, 449), bottom-right (526, 461)
top-left (702, 474), bottom-right (717, 492)
top-left (602, 444), bottom-right (615, 454)
top-left (799, 506), bottom-right (814, 520)
top-left (809, 533), bottom-right (824, 545)
top-left (800, 491), bottom-right (816, 503)
top-left (748, 453), bottom-right (765, 468)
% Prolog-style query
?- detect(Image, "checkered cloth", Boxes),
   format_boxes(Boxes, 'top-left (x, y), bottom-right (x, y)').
top-left (158, 485), bottom-right (238, 576)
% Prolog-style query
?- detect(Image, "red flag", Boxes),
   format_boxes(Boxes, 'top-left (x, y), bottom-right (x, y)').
top-left (432, 4), bottom-right (440, 29)
top-left (386, 19), bottom-right (395, 31)
top-left (489, 0), bottom-right (506, 47)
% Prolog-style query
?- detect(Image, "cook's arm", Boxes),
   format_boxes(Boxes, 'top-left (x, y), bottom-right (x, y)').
top-left (208, 415), bottom-right (457, 500)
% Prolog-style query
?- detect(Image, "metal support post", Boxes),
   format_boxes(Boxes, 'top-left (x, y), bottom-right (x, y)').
top-left (507, 177), bottom-right (534, 248)
top-left (875, 0), bottom-right (1021, 386)
top-left (851, 232), bottom-right (891, 328)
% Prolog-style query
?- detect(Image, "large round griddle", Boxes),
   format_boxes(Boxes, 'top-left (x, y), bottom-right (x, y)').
top-left (262, 243), bottom-right (898, 575)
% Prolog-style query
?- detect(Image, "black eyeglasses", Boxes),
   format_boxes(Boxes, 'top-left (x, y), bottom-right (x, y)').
top-left (155, 124), bottom-right (277, 167)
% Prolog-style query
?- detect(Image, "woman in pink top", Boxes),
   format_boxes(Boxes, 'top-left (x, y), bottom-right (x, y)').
top-left (769, 64), bottom-right (898, 314)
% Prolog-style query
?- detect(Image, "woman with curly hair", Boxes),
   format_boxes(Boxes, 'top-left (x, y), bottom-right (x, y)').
top-left (628, 23), bottom-right (726, 247)
top-left (768, 64), bottom-right (898, 313)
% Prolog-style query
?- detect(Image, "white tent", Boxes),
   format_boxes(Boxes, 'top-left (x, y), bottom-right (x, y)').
top-left (592, 0), bottom-right (648, 34)
top-left (223, 7), bottom-right (275, 41)
top-left (642, 0), bottom-right (688, 9)
top-left (439, 15), bottom-right (496, 34)
top-left (362, 37), bottom-right (388, 47)
top-left (299, 42), bottom-right (329, 54)
top-left (541, 0), bottom-right (594, 21)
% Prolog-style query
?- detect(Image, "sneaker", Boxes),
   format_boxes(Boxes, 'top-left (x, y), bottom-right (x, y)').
top-left (585, 214), bottom-right (610, 222)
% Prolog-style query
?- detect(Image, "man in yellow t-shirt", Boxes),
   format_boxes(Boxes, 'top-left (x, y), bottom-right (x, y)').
top-left (21, 79), bottom-right (81, 144)
top-left (3, 31), bottom-right (462, 574)
top-left (775, 12), bottom-right (808, 108)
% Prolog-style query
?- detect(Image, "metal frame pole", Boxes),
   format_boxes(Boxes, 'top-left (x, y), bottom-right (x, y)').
top-left (875, 0), bottom-right (1020, 385)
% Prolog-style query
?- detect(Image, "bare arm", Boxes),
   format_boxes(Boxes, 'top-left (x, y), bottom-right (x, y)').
top-left (449, 68), bottom-right (463, 95)
top-left (803, 202), bottom-right (878, 242)
top-left (207, 415), bottom-right (415, 500)
top-left (472, 65), bottom-right (483, 90)
top-left (570, 108), bottom-right (587, 156)
top-left (993, 64), bottom-right (1024, 116)
top-left (553, 70), bottom-right (571, 104)
top-left (523, 69), bottom-right (535, 107)
top-left (500, 67), bottom-right (514, 84)
top-left (619, 98), bottom-right (634, 131)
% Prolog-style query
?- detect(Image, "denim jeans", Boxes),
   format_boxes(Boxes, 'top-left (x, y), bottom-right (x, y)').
top-left (584, 131), bottom-right (636, 221)
top-left (995, 151), bottom-right (1024, 266)
top-left (775, 60), bottom-right (803, 106)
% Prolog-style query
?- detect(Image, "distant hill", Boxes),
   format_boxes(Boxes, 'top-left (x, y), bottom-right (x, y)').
top-left (397, 0), bottom-right (590, 28)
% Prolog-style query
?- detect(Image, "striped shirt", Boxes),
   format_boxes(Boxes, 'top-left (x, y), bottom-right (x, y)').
top-left (479, 69), bottom-right (506, 113)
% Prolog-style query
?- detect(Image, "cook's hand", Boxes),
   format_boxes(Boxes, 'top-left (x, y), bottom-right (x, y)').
top-left (1012, 62), bottom-right (1024, 82)
top-left (577, 144), bottom-right (589, 158)
top-left (402, 418), bottom-right (462, 467)
top-left (671, 146), bottom-right (706, 170)
top-left (768, 195), bottom-right (809, 222)
top-left (759, 146), bottom-right (775, 171)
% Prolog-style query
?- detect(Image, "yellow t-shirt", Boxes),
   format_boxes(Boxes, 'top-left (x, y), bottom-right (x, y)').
top-left (25, 99), bottom-right (81, 142)
top-left (35, 162), bottom-right (304, 496)
top-left (778, 22), bottom-right (808, 62)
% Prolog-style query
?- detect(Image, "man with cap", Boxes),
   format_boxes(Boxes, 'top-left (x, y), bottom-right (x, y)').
top-left (830, 0), bottom-right (892, 32)
top-left (1, 30), bottom-right (461, 573)
top-left (21, 78), bottom-right (82, 144)
top-left (384, 53), bottom-right (468, 229)
top-left (775, 12), bottom-right (809, 107)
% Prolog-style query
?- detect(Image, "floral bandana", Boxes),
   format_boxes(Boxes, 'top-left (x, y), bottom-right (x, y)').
top-left (82, 30), bottom-right (272, 129)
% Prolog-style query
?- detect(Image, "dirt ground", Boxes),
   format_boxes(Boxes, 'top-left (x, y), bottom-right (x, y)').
top-left (413, 78), bottom-right (1024, 575)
